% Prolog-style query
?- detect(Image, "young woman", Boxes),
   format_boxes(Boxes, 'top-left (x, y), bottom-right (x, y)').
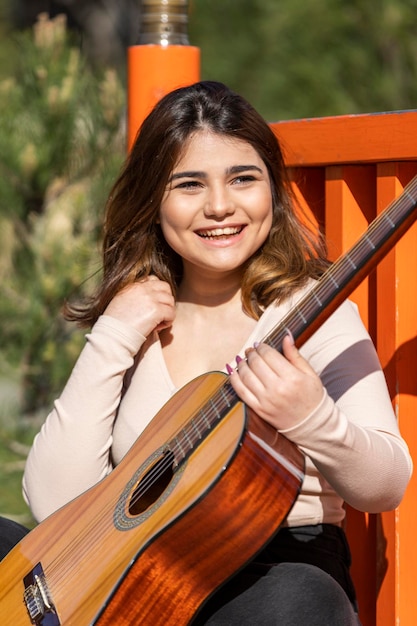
top-left (22, 81), bottom-right (411, 624)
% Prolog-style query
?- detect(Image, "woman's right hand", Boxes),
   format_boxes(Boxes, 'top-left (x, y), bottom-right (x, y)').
top-left (103, 276), bottom-right (176, 337)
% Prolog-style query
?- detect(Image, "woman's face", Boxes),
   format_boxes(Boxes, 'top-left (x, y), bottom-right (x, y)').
top-left (159, 130), bottom-right (273, 279)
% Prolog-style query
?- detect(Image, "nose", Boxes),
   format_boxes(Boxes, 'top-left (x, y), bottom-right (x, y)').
top-left (204, 184), bottom-right (235, 218)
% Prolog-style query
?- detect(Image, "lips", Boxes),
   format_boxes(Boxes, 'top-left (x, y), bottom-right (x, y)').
top-left (196, 226), bottom-right (244, 239)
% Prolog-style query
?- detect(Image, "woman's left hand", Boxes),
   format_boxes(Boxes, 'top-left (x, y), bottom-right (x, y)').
top-left (228, 334), bottom-right (324, 431)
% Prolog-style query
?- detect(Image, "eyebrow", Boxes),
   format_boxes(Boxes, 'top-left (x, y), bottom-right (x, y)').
top-left (168, 164), bottom-right (263, 183)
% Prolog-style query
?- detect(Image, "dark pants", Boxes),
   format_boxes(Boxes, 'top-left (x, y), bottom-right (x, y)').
top-left (0, 518), bottom-right (360, 624)
top-left (193, 524), bottom-right (361, 625)
top-left (0, 516), bottom-right (29, 561)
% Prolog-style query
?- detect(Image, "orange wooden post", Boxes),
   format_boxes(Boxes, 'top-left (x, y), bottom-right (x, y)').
top-left (324, 165), bottom-right (375, 324)
top-left (127, 0), bottom-right (200, 149)
top-left (324, 165), bottom-right (378, 624)
top-left (374, 163), bottom-right (417, 626)
top-left (272, 112), bottom-right (417, 626)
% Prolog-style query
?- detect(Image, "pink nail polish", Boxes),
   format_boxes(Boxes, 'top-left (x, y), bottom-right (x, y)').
top-left (235, 355), bottom-right (243, 364)
top-left (286, 328), bottom-right (295, 345)
top-left (226, 363), bottom-right (234, 375)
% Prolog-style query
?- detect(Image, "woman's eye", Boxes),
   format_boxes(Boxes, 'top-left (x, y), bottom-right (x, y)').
top-left (175, 180), bottom-right (201, 190)
top-left (233, 175), bottom-right (256, 184)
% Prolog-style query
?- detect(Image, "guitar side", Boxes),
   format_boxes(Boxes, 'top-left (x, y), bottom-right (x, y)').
top-left (0, 372), bottom-right (304, 625)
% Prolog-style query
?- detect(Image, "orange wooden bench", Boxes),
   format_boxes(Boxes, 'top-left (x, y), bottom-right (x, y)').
top-left (272, 111), bottom-right (417, 626)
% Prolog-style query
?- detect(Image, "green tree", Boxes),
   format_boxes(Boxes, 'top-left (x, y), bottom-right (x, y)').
top-left (0, 14), bottom-right (125, 412)
top-left (189, 0), bottom-right (417, 121)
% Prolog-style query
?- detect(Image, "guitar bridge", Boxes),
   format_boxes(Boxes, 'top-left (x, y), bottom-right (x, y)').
top-left (23, 563), bottom-right (60, 625)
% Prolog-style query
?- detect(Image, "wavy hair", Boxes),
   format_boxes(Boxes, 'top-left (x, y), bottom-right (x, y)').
top-left (65, 81), bottom-right (328, 326)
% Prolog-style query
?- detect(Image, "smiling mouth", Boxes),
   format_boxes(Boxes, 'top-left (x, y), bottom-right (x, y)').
top-left (196, 226), bottom-right (244, 240)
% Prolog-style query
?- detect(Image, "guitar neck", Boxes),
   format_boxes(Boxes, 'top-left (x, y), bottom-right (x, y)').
top-left (265, 174), bottom-right (417, 353)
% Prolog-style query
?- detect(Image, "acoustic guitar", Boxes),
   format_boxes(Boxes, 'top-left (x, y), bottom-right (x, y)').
top-left (1, 175), bottom-right (416, 625)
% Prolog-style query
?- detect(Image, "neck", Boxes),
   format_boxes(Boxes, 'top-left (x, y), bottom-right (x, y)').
top-left (177, 267), bottom-right (244, 308)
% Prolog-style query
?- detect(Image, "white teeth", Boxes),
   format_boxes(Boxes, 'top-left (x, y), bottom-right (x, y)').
top-left (198, 226), bottom-right (242, 238)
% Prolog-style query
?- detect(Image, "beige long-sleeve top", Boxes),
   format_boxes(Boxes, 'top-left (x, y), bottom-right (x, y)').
top-left (23, 290), bottom-right (412, 525)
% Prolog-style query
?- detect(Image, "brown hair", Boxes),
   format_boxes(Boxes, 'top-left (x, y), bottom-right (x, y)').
top-left (65, 81), bottom-right (327, 326)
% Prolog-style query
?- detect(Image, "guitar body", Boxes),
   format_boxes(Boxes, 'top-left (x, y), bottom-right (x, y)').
top-left (0, 371), bottom-right (304, 625)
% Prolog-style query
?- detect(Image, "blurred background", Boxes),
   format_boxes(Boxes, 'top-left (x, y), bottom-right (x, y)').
top-left (0, 0), bottom-right (416, 525)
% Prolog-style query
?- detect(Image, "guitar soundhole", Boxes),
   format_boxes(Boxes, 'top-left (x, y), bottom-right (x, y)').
top-left (128, 450), bottom-right (175, 516)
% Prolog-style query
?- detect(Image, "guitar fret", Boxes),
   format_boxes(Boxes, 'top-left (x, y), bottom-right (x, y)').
top-left (182, 427), bottom-right (193, 449)
top-left (384, 213), bottom-right (396, 228)
top-left (210, 398), bottom-right (222, 420)
top-left (308, 291), bottom-right (323, 308)
top-left (173, 435), bottom-right (185, 458)
top-left (346, 255), bottom-right (357, 270)
top-left (329, 274), bottom-right (339, 288)
top-left (364, 234), bottom-right (376, 249)
top-left (200, 409), bottom-right (212, 429)
top-left (295, 307), bottom-right (308, 324)
top-left (191, 417), bottom-right (202, 439)
top-left (404, 189), bottom-right (416, 204)
top-left (220, 385), bottom-right (232, 407)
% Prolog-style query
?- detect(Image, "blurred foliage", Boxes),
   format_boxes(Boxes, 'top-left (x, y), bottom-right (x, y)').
top-left (0, 13), bottom-right (126, 413)
top-left (190, 0), bottom-right (417, 121)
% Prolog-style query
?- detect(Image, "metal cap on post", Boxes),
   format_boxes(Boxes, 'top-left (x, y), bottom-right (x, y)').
top-left (138, 0), bottom-right (190, 46)
top-left (127, 0), bottom-right (200, 149)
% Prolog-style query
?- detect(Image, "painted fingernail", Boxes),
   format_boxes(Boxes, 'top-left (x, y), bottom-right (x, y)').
top-left (253, 341), bottom-right (260, 348)
top-left (235, 355), bottom-right (243, 364)
top-left (226, 363), bottom-right (234, 375)
top-left (286, 328), bottom-right (295, 345)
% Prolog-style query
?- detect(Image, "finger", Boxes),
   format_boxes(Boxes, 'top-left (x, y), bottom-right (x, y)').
top-left (253, 338), bottom-right (314, 380)
top-left (243, 347), bottom-right (279, 384)
top-left (118, 282), bottom-right (174, 310)
top-left (233, 353), bottom-right (271, 398)
top-left (281, 333), bottom-right (316, 376)
top-left (139, 275), bottom-right (173, 295)
top-left (247, 342), bottom-right (290, 380)
top-left (227, 362), bottom-right (264, 409)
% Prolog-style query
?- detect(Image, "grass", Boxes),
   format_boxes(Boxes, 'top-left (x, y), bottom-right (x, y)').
top-left (0, 376), bottom-right (38, 530)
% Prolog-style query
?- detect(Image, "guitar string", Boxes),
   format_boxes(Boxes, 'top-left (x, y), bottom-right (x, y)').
top-left (46, 438), bottom-right (272, 597)
top-left (44, 380), bottom-right (236, 589)
top-left (44, 178), bottom-right (417, 591)
top-left (46, 412), bottom-right (273, 602)
top-left (44, 390), bottom-right (260, 601)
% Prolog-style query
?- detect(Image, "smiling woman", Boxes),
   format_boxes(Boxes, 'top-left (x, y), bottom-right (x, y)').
top-left (14, 82), bottom-right (412, 625)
